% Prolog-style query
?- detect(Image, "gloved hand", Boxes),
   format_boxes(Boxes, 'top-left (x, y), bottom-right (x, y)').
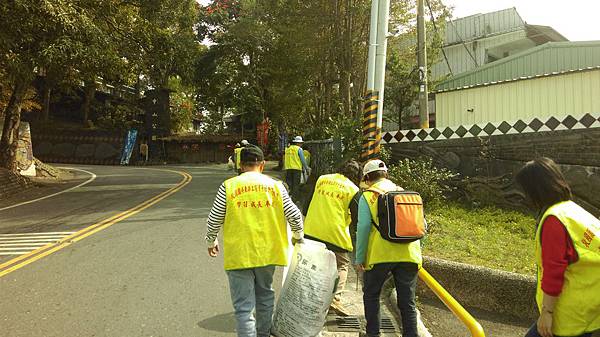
top-left (292, 237), bottom-right (305, 245)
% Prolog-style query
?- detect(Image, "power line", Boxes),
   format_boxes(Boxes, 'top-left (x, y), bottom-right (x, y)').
top-left (447, 17), bottom-right (479, 67)
top-left (425, 0), bottom-right (453, 76)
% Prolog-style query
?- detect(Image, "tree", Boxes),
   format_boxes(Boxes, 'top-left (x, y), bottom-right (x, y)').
top-left (385, 0), bottom-right (450, 130)
top-left (0, 1), bottom-right (98, 170)
top-left (195, 0), bottom-right (372, 146)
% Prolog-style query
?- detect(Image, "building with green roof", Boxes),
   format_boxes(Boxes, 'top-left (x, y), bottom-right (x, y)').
top-left (434, 41), bottom-right (600, 128)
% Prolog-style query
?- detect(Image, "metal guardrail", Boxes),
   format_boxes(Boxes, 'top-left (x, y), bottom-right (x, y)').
top-left (419, 268), bottom-right (486, 337)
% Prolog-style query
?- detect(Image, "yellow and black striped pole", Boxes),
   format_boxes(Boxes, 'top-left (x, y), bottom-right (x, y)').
top-left (361, 90), bottom-right (381, 161)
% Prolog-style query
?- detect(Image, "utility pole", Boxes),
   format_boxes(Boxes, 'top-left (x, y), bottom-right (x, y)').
top-left (366, 0), bottom-right (379, 91)
top-left (361, 0), bottom-right (390, 161)
top-left (374, 0), bottom-right (390, 131)
top-left (417, 0), bottom-right (430, 128)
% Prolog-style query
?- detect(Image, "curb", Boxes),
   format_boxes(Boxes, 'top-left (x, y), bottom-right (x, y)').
top-left (384, 278), bottom-right (432, 337)
top-left (417, 256), bottom-right (537, 320)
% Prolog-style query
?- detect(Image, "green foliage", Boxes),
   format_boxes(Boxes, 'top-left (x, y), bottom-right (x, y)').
top-left (425, 202), bottom-right (537, 274)
top-left (170, 91), bottom-right (196, 134)
top-left (195, 0), bottom-right (376, 139)
top-left (387, 157), bottom-right (456, 206)
top-left (95, 103), bottom-right (143, 131)
top-left (378, 145), bottom-right (393, 163)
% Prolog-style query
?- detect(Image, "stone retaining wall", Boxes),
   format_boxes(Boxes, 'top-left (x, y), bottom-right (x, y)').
top-left (164, 141), bottom-right (231, 164)
top-left (390, 128), bottom-right (600, 215)
top-left (32, 132), bottom-right (124, 165)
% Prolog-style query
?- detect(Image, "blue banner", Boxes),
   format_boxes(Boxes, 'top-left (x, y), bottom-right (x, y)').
top-left (120, 129), bottom-right (138, 165)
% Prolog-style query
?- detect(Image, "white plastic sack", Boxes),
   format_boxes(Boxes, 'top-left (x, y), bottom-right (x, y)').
top-left (300, 168), bottom-right (311, 185)
top-left (272, 240), bottom-right (338, 337)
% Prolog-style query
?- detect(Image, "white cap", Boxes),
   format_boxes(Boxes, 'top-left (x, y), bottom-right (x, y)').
top-left (241, 140), bottom-right (249, 146)
top-left (292, 136), bottom-right (304, 143)
top-left (363, 159), bottom-right (388, 175)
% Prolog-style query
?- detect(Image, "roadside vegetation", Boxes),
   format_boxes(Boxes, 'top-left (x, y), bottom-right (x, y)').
top-left (380, 148), bottom-right (537, 275)
top-left (424, 203), bottom-right (536, 275)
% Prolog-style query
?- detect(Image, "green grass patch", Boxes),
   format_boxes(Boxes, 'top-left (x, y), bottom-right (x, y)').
top-left (423, 202), bottom-right (537, 275)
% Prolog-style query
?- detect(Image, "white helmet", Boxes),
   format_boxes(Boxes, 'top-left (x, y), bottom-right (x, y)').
top-left (292, 136), bottom-right (304, 143)
top-left (241, 139), bottom-right (250, 146)
top-left (363, 159), bottom-right (388, 175)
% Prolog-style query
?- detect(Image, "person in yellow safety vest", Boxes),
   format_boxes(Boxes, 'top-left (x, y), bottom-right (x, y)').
top-left (303, 160), bottom-right (362, 316)
top-left (205, 145), bottom-right (304, 337)
top-left (354, 159), bottom-right (422, 337)
top-left (233, 143), bottom-right (242, 172)
top-left (233, 140), bottom-right (250, 175)
top-left (303, 149), bottom-right (311, 168)
top-left (516, 157), bottom-right (600, 337)
top-left (283, 136), bottom-right (309, 201)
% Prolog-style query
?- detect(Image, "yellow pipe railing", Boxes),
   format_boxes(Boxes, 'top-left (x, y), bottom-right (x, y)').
top-left (418, 268), bottom-right (486, 337)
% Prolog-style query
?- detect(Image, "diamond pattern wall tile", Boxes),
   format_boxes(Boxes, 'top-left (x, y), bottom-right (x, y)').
top-left (429, 128), bottom-right (441, 140)
top-left (394, 132), bottom-right (404, 142)
top-left (380, 113), bottom-right (600, 144)
top-left (498, 121), bottom-right (512, 134)
top-left (528, 118), bottom-right (543, 131)
top-left (545, 117), bottom-right (560, 130)
top-left (469, 125), bottom-right (482, 136)
top-left (579, 113), bottom-right (596, 127)
top-left (562, 115), bottom-right (578, 129)
top-left (513, 120), bottom-right (527, 132)
top-left (455, 126), bottom-right (468, 137)
top-left (483, 123), bottom-right (496, 135)
top-left (442, 127), bottom-right (454, 139)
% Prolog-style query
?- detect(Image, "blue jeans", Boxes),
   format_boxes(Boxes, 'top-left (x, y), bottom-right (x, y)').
top-left (363, 262), bottom-right (418, 337)
top-left (226, 266), bottom-right (276, 337)
top-left (524, 323), bottom-right (592, 337)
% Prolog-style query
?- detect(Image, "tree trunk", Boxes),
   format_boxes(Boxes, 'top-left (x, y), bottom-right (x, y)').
top-left (81, 81), bottom-right (96, 126)
top-left (0, 81), bottom-right (28, 171)
top-left (340, 70), bottom-right (352, 116)
top-left (42, 86), bottom-right (52, 122)
top-left (398, 106), bottom-right (403, 130)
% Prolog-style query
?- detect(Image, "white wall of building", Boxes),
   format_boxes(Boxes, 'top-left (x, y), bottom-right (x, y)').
top-left (435, 68), bottom-right (600, 127)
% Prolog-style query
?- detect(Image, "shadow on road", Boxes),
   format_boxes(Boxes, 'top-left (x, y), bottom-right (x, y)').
top-left (197, 312), bottom-right (236, 333)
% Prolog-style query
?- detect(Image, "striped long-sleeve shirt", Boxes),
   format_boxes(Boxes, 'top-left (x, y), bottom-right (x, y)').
top-left (205, 181), bottom-right (304, 248)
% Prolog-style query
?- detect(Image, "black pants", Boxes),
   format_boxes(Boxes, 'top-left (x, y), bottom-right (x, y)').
top-left (285, 169), bottom-right (302, 201)
top-left (363, 262), bottom-right (418, 337)
top-left (525, 323), bottom-right (592, 337)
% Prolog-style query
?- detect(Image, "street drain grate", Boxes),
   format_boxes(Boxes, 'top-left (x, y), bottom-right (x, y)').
top-left (380, 316), bottom-right (398, 332)
top-left (328, 315), bottom-right (398, 333)
top-left (329, 315), bottom-right (362, 332)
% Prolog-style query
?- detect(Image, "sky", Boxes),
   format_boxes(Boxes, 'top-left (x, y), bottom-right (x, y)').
top-left (442, 0), bottom-right (599, 41)
top-left (196, 0), bottom-right (600, 41)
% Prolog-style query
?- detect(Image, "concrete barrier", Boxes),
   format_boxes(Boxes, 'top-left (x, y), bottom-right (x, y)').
top-left (417, 256), bottom-right (537, 321)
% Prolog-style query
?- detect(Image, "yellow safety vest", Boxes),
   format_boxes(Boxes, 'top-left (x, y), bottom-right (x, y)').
top-left (535, 201), bottom-right (600, 336)
top-left (363, 179), bottom-right (422, 270)
top-left (304, 174), bottom-right (359, 251)
top-left (303, 150), bottom-right (311, 167)
top-left (222, 172), bottom-right (289, 270)
top-left (283, 145), bottom-right (302, 170)
top-left (234, 147), bottom-right (242, 169)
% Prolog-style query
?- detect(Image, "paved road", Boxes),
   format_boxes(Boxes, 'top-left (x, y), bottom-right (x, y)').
top-left (0, 164), bottom-right (249, 337)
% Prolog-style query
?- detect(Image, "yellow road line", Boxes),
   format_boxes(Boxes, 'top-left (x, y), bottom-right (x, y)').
top-left (0, 169), bottom-right (192, 278)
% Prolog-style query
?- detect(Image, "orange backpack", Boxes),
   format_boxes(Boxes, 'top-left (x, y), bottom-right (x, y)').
top-left (368, 188), bottom-right (426, 243)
